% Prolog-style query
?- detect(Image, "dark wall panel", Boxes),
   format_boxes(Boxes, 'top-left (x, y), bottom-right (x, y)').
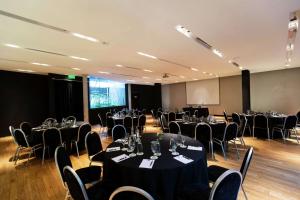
top-left (0, 70), bottom-right (49, 137)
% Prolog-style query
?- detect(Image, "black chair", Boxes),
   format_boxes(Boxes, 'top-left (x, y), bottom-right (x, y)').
top-left (98, 113), bottom-right (107, 138)
top-left (231, 113), bottom-right (241, 126)
top-left (66, 116), bottom-right (77, 125)
top-left (181, 169), bottom-right (242, 200)
top-left (42, 128), bottom-right (63, 164)
top-left (55, 146), bottom-right (102, 199)
top-left (223, 110), bottom-right (230, 123)
top-left (160, 115), bottom-right (169, 133)
top-left (109, 186), bottom-right (155, 200)
top-left (9, 126), bottom-right (18, 161)
top-left (272, 115), bottom-right (298, 143)
top-left (123, 116), bottom-right (133, 134)
top-left (193, 110), bottom-right (198, 118)
top-left (208, 147), bottom-right (254, 200)
top-left (13, 129), bottom-right (42, 165)
top-left (85, 131), bottom-right (105, 166)
top-left (185, 111), bottom-right (190, 117)
top-left (168, 121), bottom-right (181, 134)
top-left (20, 122), bottom-right (32, 136)
top-left (213, 122), bottom-right (239, 160)
top-left (112, 125), bottom-right (127, 141)
top-left (71, 123), bottom-right (91, 158)
top-left (195, 123), bottom-right (214, 159)
top-left (63, 166), bottom-right (111, 200)
top-left (296, 111), bottom-right (300, 127)
top-left (168, 112), bottom-right (176, 122)
top-left (237, 115), bottom-right (247, 148)
top-left (138, 114), bottom-right (146, 134)
top-left (106, 112), bottom-right (113, 126)
top-left (253, 115), bottom-right (270, 139)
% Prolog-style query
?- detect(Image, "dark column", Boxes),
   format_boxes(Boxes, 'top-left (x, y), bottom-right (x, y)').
top-left (242, 70), bottom-right (251, 112)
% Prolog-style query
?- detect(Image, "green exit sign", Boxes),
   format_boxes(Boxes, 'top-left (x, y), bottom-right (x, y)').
top-left (67, 75), bottom-right (76, 80)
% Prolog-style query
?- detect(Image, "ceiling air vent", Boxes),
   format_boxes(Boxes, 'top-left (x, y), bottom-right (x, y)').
top-left (194, 37), bottom-right (212, 50)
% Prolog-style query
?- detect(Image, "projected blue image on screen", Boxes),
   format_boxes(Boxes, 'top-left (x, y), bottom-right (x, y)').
top-left (89, 77), bottom-right (126, 109)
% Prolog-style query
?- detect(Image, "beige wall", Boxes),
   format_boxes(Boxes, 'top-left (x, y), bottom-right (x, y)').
top-left (251, 67), bottom-right (300, 115)
top-left (162, 75), bottom-right (242, 115)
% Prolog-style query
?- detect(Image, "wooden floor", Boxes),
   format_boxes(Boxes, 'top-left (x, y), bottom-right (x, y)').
top-left (1, 116), bottom-right (300, 200)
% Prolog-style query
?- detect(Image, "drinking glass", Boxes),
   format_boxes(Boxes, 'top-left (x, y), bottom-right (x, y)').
top-left (127, 136), bottom-right (136, 157)
top-left (169, 138), bottom-right (179, 155)
top-left (150, 141), bottom-right (160, 160)
top-left (136, 140), bottom-right (144, 156)
top-left (178, 133), bottom-right (187, 148)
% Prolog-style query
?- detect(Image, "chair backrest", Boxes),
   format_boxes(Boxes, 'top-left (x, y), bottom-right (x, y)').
top-left (160, 115), bottom-right (168, 129)
top-left (195, 123), bottom-right (212, 142)
top-left (223, 122), bottom-right (238, 141)
top-left (231, 113), bottom-right (241, 125)
top-left (44, 118), bottom-right (57, 124)
top-left (254, 114), bottom-right (268, 129)
top-left (239, 115), bottom-right (248, 137)
top-left (66, 116), bottom-right (76, 124)
top-left (55, 146), bottom-right (73, 187)
top-left (14, 129), bottom-right (29, 147)
top-left (296, 111), bottom-right (300, 124)
top-left (168, 112), bottom-right (176, 122)
top-left (209, 170), bottom-right (242, 200)
top-left (283, 115), bottom-right (297, 130)
top-left (169, 121), bottom-right (181, 134)
top-left (98, 113), bottom-right (104, 127)
top-left (157, 111), bottom-right (162, 118)
top-left (123, 116), bottom-right (133, 128)
top-left (85, 131), bottom-right (103, 159)
top-left (194, 110), bottom-right (198, 118)
top-left (185, 111), bottom-right (190, 117)
top-left (20, 122), bottom-right (32, 136)
top-left (77, 123), bottom-right (91, 142)
top-left (43, 128), bottom-right (62, 146)
top-left (107, 117), bottom-right (115, 129)
top-left (112, 125), bottom-right (127, 141)
top-left (223, 110), bottom-right (228, 122)
top-left (240, 147), bottom-right (254, 183)
top-left (63, 166), bottom-right (89, 200)
top-left (109, 186), bottom-right (155, 200)
top-left (9, 126), bottom-right (17, 144)
top-left (138, 115), bottom-right (146, 127)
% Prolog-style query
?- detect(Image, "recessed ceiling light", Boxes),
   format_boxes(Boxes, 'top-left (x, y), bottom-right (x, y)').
top-left (175, 81), bottom-right (179, 83)
top-left (143, 69), bottom-right (153, 72)
top-left (239, 66), bottom-right (243, 70)
top-left (156, 78), bottom-right (162, 81)
top-left (31, 62), bottom-right (50, 66)
top-left (228, 60), bottom-right (233, 64)
top-left (142, 76), bottom-right (149, 79)
top-left (71, 68), bottom-right (81, 71)
top-left (212, 49), bottom-right (223, 58)
top-left (71, 32), bottom-right (98, 42)
top-left (202, 72), bottom-right (207, 74)
top-left (191, 67), bottom-right (199, 71)
top-left (193, 78), bottom-right (198, 81)
top-left (179, 75), bottom-right (185, 78)
top-left (137, 52), bottom-right (157, 59)
top-left (209, 73), bottom-right (213, 76)
top-left (98, 71), bottom-right (110, 74)
top-left (4, 43), bottom-right (21, 48)
top-left (286, 44), bottom-right (294, 51)
top-left (126, 79), bottom-right (135, 82)
top-left (285, 63), bottom-right (290, 67)
top-left (115, 64), bottom-right (123, 67)
top-left (69, 56), bottom-right (89, 61)
top-left (216, 75), bottom-right (219, 77)
top-left (175, 25), bottom-right (193, 38)
top-left (16, 69), bottom-right (35, 73)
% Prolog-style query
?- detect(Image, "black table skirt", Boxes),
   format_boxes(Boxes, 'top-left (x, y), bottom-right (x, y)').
top-left (103, 133), bottom-right (208, 200)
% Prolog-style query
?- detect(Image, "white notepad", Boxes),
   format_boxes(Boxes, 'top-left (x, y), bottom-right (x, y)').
top-left (106, 147), bottom-right (121, 152)
top-left (174, 155), bottom-right (194, 164)
top-left (139, 159), bottom-right (155, 169)
top-left (187, 145), bottom-right (203, 151)
top-left (112, 154), bottom-right (129, 163)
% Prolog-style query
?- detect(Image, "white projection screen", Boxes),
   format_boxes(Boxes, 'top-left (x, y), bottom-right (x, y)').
top-left (186, 78), bottom-right (220, 105)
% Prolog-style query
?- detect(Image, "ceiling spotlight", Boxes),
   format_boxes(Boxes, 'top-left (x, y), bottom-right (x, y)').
top-left (31, 62), bottom-right (50, 66)
top-left (115, 64), bottom-right (123, 67)
top-left (239, 66), bottom-right (243, 70)
top-left (142, 76), bottom-right (149, 79)
top-left (193, 78), bottom-right (198, 81)
top-left (4, 43), bottom-right (21, 48)
top-left (202, 72), bottom-right (207, 74)
top-left (70, 56), bottom-right (89, 61)
top-left (209, 73), bottom-right (213, 76)
top-left (175, 25), bottom-right (193, 38)
top-left (16, 69), bottom-right (35, 73)
top-left (71, 32), bottom-right (98, 42)
top-left (191, 67), bottom-right (199, 71)
top-left (143, 69), bottom-right (153, 72)
top-left (127, 79), bottom-right (135, 82)
top-left (179, 75), bottom-right (185, 78)
top-left (71, 68), bottom-right (81, 71)
top-left (212, 49), bottom-right (223, 58)
top-left (98, 71), bottom-right (110, 74)
top-left (137, 52), bottom-right (157, 59)
top-left (228, 60), bottom-right (233, 64)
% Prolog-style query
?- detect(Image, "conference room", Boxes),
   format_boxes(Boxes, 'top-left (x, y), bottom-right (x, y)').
top-left (1, 1), bottom-right (300, 200)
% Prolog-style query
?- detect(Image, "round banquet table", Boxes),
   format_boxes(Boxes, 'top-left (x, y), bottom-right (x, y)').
top-left (103, 133), bottom-right (209, 200)
top-left (111, 116), bottom-right (138, 125)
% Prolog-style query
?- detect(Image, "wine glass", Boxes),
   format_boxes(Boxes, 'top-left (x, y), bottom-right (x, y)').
top-left (178, 133), bottom-right (187, 148)
top-left (169, 138), bottom-right (179, 155)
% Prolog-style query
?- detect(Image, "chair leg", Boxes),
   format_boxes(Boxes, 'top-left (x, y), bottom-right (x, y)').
top-left (267, 128), bottom-right (270, 140)
top-left (242, 185), bottom-right (248, 200)
top-left (281, 130), bottom-right (285, 143)
top-left (14, 147), bottom-right (21, 165)
top-left (12, 146), bottom-right (19, 161)
top-left (42, 146), bottom-right (46, 165)
top-left (64, 189), bottom-right (70, 200)
top-left (210, 140), bottom-right (215, 160)
top-left (75, 142), bottom-right (79, 158)
top-left (293, 128), bottom-right (299, 143)
top-left (252, 127), bottom-right (255, 138)
top-left (27, 149), bottom-right (33, 165)
top-left (233, 140), bottom-right (240, 160)
top-left (271, 128), bottom-right (274, 139)
top-left (220, 142), bottom-right (226, 160)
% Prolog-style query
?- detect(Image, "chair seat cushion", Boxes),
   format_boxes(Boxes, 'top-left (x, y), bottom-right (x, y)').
top-left (91, 151), bottom-right (105, 162)
top-left (208, 165), bottom-right (229, 182)
top-left (180, 182), bottom-right (211, 200)
top-left (76, 166), bottom-right (101, 184)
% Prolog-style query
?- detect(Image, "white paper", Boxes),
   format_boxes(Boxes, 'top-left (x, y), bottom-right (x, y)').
top-left (174, 155), bottom-right (193, 164)
top-left (106, 147), bottom-right (121, 152)
top-left (139, 159), bottom-right (155, 169)
top-left (112, 154), bottom-right (129, 163)
top-left (187, 145), bottom-right (203, 151)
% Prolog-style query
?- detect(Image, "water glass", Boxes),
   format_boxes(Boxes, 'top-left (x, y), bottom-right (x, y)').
top-left (127, 136), bottom-right (136, 157)
top-left (169, 138), bottom-right (179, 155)
top-left (150, 140), bottom-right (160, 160)
top-left (136, 139), bottom-right (144, 156)
top-left (178, 133), bottom-right (187, 148)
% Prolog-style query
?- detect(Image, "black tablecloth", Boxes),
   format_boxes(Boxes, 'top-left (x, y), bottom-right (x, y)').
top-left (103, 133), bottom-right (208, 200)
top-left (177, 121), bottom-right (226, 139)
